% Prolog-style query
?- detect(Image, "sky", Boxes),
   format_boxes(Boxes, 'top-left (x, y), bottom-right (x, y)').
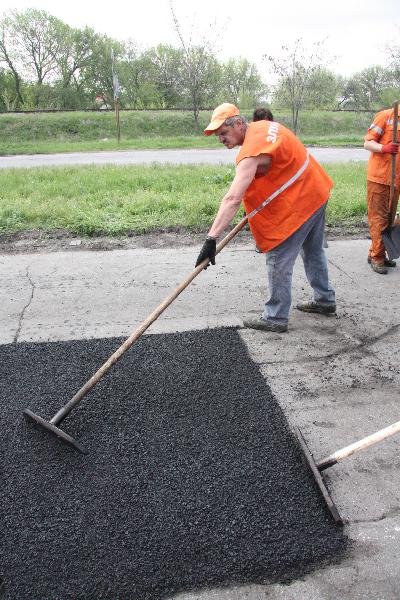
top-left (1, 0), bottom-right (399, 80)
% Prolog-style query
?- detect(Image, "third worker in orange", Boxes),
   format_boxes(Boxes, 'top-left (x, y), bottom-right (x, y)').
top-left (364, 106), bottom-right (400, 274)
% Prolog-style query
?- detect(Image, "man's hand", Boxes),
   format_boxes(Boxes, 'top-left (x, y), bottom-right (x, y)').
top-left (381, 142), bottom-right (399, 154)
top-left (195, 236), bottom-right (216, 268)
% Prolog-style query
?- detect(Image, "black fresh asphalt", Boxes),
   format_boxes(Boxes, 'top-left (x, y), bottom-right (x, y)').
top-left (0, 328), bottom-right (346, 599)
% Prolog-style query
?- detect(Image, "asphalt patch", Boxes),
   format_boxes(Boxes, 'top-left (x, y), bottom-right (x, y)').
top-left (0, 328), bottom-right (346, 599)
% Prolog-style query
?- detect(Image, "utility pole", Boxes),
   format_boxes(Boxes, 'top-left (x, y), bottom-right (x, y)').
top-left (111, 49), bottom-right (121, 143)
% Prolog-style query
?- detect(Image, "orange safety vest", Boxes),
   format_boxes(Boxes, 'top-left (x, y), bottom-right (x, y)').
top-left (236, 121), bottom-right (333, 252)
top-left (364, 108), bottom-right (400, 186)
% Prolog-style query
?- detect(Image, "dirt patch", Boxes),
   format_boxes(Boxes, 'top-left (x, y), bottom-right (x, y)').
top-left (0, 224), bottom-right (370, 255)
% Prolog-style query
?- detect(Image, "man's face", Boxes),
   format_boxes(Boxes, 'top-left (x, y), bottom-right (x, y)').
top-left (215, 120), bottom-right (245, 149)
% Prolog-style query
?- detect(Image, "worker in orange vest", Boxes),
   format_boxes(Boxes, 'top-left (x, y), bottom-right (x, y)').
top-left (195, 103), bottom-right (336, 333)
top-left (364, 107), bottom-right (400, 274)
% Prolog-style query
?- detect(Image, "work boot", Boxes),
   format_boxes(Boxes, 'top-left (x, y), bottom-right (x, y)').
top-left (369, 261), bottom-right (388, 274)
top-left (296, 301), bottom-right (336, 315)
top-left (367, 256), bottom-right (396, 268)
top-left (243, 316), bottom-right (288, 333)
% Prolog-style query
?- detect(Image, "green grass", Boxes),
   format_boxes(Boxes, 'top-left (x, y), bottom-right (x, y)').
top-left (0, 136), bottom-right (218, 155)
top-left (0, 109), bottom-right (374, 155)
top-left (0, 162), bottom-right (367, 237)
top-left (301, 135), bottom-right (365, 147)
top-left (324, 163), bottom-right (367, 223)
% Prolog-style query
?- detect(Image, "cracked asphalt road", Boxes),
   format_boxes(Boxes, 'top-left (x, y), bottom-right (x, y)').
top-left (12, 265), bottom-right (35, 344)
top-left (1, 238), bottom-right (400, 599)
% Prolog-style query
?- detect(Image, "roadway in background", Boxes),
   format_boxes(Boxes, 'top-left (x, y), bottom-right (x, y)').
top-left (0, 147), bottom-right (367, 169)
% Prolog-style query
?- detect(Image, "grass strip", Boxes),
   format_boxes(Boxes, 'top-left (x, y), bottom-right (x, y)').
top-left (0, 109), bottom-right (373, 156)
top-left (0, 136), bottom-right (217, 155)
top-left (0, 162), bottom-right (367, 237)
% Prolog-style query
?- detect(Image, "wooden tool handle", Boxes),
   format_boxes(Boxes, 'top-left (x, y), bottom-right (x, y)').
top-left (393, 102), bottom-right (399, 144)
top-left (51, 217), bottom-right (248, 424)
top-left (389, 101), bottom-right (399, 225)
top-left (317, 419), bottom-right (400, 471)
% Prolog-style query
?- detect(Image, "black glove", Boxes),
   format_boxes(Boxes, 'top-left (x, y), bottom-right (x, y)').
top-left (195, 236), bottom-right (217, 268)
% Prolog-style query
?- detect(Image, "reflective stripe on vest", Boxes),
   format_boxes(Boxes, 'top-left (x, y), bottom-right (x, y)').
top-left (369, 123), bottom-right (384, 135)
top-left (244, 150), bottom-right (310, 222)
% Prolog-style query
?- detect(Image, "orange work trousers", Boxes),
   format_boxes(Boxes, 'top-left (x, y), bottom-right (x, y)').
top-left (367, 180), bottom-right (399, 263)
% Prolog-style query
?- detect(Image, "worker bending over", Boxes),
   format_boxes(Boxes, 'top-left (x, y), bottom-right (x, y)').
top-left (195, 103), bottom-right (336, 333)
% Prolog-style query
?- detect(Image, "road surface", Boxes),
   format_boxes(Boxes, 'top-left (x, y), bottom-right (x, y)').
top-left (1, 239), bottom-right (399, 599)
top-left (0, 147), bottom-right (367, 169)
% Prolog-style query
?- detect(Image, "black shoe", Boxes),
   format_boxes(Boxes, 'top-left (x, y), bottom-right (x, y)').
top-left (296, 301), bottom-right (336, 315)
top-left (367, 256), bottom-right (396, 268)
top-left (243, 316), bottom-right (288, 332)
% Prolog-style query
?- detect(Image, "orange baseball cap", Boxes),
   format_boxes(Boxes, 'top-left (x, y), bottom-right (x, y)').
top-left (204, 103), bottom-right (240, 135)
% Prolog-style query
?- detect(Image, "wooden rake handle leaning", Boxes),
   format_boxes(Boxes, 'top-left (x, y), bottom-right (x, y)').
top-left (390, 101), bottom-right (399, 225)
top-left (296, 418), bottom-right (400, 524)
top-left (381, 101), bottom-right (400, 259)
top-left (23, 217), bottom-right (249, 454)
top-left (317, 419), bottom-right (400, 470)
top-left (48, 216), bottom-right (249, 426)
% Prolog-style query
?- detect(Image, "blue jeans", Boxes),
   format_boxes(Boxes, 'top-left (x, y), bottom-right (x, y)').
top-left (262, 203), bottom-right (335, 324)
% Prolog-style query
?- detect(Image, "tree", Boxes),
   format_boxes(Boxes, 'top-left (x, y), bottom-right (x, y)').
top-left (304, 68), bottom-right (340, 109)
top-left (170, 1), bottom-right (220, 127)
top-left (266, 39), bottom-right (331, 133)
top-left (118, 43), bottom-right (161, 108)
top-left (385, 35), bottom-right (400, 87)
top-left (81, 34), bottom-right (124, 108)
top-left (147, 44), bottom-right (185, 108)
top-left (273, 67), bottom-right (339, 110)
top-left (54, 26), bottom-right (97, 108)
top-left (382, 37), bottom-right (400, 105)
top-left (0, 67), bottom-right (20, 109)
top-left (1, 9), bottom-right (67, 106)
top-left (219, 58), bottom-right (267, 107)
top-left (339, 66), bottom-right (393, 110)
top-left (0, 16), bottom-right (24, 106)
